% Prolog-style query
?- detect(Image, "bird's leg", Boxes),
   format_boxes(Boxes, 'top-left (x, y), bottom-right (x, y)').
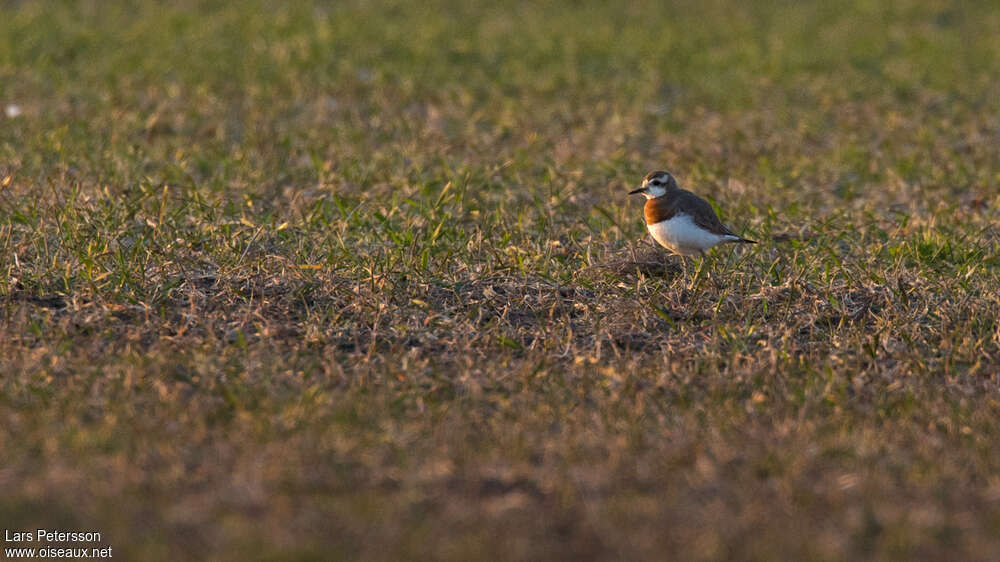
top-left (697, 250), bottom-right (709, 285)
top-left (670, 253), bottom-right (684, 284)
top-left (681, 255), bottom-right (693, 289)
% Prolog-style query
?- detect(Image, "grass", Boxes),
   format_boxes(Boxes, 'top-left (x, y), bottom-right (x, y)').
top-left (2, 0), bottom-right (1000, 559)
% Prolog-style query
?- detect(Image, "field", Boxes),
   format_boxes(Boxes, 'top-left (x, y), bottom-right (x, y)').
top-left (2, 0), bottom-right (1000, 559)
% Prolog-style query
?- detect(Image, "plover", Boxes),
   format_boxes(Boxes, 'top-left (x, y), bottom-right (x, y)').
top-left (629, 170), bottom-right (755, 257)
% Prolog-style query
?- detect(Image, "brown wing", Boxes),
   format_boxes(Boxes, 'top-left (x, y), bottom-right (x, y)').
top-left (645, 190), bottom-right (736, 236)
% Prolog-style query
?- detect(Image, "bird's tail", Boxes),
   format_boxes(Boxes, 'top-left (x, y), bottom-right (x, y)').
top-left (724, 236), bottom-right (757, 244)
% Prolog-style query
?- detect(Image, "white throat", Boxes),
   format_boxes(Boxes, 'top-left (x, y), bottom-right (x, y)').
top-left (642, 184), bottom-right (667, 199)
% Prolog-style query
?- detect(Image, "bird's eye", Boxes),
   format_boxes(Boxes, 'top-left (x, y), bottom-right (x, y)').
top-left (651, 180), bottom-right (662, 186)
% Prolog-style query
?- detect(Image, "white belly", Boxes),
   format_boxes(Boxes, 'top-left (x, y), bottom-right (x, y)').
top-left (647, 214), bottom-right (735, 255)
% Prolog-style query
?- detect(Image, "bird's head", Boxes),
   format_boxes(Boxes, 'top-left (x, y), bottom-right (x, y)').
top-left (629, 170), bottom-right (678, 199)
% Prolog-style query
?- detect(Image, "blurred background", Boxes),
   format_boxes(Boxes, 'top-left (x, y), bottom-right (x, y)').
top-left (4, 0), bottom-right (998, 208)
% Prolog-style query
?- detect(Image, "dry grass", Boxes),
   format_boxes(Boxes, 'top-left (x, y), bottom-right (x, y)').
top-left (2, 0), bottom-right (1000, 560)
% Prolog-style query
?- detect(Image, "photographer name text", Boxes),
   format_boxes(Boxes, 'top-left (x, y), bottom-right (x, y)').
top-left (5, 530), bottom-right (102, 543)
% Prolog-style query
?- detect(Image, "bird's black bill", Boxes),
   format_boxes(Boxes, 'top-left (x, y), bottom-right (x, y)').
top-left (628, 187), bottom-right (647, 195)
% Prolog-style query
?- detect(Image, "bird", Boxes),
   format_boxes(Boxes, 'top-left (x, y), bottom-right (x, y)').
top-left (629, 170), bottom-right (755, 257)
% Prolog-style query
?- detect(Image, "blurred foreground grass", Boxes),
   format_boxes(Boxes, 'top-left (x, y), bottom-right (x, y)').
top-left (2, 0), bottom-right (1000, 559)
